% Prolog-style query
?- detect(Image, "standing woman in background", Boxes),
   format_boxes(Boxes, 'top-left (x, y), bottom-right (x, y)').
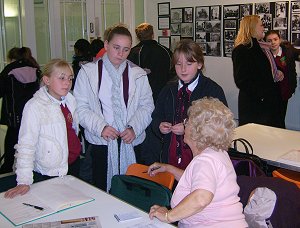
top-left (0, 47), bottom-right (40, 174)
top-left (265, 30), bottom-right (300, 128)
top-left (232, 15), bottom-right (283, 127)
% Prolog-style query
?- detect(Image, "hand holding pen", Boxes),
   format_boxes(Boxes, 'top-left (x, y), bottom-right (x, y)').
top-left (147, 163), bottom-right (167, 176)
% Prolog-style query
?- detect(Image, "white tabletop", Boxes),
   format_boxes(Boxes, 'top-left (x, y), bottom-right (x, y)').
top-left (0, 176), bottom-right (174, 228)
top-left (234, 123), bottom-right (300, 171)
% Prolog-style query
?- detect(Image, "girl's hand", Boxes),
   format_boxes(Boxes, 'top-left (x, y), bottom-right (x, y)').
top-left (171, 123), bottom-right (185, 135)
top-left (159, 122), bottom-right (172, 134)
top-left (101, 126), bottom-right (119, 141)
top-left (4, 184), bottom-right (30, 198)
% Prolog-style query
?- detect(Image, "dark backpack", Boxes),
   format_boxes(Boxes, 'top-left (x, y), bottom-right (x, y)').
top-left (110, 175), bottom-right (172, 212)
top-left (228, 138), bottom-right (268, 177)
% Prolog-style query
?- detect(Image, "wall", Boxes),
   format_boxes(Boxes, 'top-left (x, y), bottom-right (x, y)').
top-left (145, 0), bottom-right (299, 129)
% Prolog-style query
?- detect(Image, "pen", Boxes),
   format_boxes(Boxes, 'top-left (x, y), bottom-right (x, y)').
top-left (22, 203), bottom-right (44, 211)
top-left (142, 166), bottom-right (160, 173)
top-left (114, 214), bottom-right (120, 222)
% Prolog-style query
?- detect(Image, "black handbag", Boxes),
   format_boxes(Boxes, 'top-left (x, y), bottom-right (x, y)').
top-left (228, 138), bottom-right (268, 177)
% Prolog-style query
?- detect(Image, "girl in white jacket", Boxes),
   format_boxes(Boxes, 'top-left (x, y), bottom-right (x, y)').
top-left (5, 59), bottom-right (81, 198)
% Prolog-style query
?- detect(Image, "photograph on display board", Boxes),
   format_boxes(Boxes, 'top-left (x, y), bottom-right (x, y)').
top-left (196, 21), bottom-right (206, 32)
top-left (275, 2), bottom-right (287, 17)
top-left (195, 6), bottom-right (209, 21)
top-left (196, 42), bottom-right (207, 54)
top-left (181, 23), bottom-right (193, 37)
top-left (210, 6), bottom-right (221, 20)
top-left (170, 23), bottom-right (181, 35)
top-left (224, 5), bottom-right (239, 19)
top-left (240, 4), bottom-right (252, 17)
top-left (171, 35), bottom-right (181, 51)
top-left (255, 3), bottom-right (270, 14)
top-left (224, 20), bottom-right (237, 29)
top-left (291, 1), bottom-right (300, 44)
top-left (183, 7), bottom-right (193, 23)
top-left (195, 32), bottom-right (206, 42)
top-left (171, 8), bottom-right (183, 23)
top-left (292, 2), bottom-right (300, 13)
top-left (291, 14), bottom-right (300, 32)
top-left (206, 42), bottom-right (221, 56)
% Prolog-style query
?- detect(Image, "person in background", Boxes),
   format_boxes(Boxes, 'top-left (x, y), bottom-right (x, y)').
top-left (128, 22), bottom-right (173, 165)
top-left (265, 30), bottom-right (300, 128)
top-left (72, 38), bottom-right (92, 90)
top-left (0, 47), bottom-right (40, 174)
top-left (151, 39), bottom-right (227, 169)
top-left (90, 38), bottom-right (104, 61)
top-left (128, 22), bottom-right (173, 102)
top-left (232, 15), bottom-right (283, 128)
top-left (4, 59), bottom-right (81, 198)
top-left (148, 97), bottom-right (247, 228)
top-left (74, 25), bottom-right (154, 191)
top-left (95, 26), bottom-right (114, 59)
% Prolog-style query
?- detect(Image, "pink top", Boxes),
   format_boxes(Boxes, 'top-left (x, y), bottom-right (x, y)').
top-left (171, 148), bottom-right (247, 228)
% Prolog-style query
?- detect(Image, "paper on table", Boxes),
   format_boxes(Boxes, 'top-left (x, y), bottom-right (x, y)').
top-left (114, 211), bottom-right (142, 222)
top-left (22, 216), bottom-right (102, 228)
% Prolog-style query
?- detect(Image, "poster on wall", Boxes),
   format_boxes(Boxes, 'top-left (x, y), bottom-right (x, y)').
top-left (291, 1), bottom-right (300, 44)
top-left (195, 5), bottom-right (221, 57)
top-left (254, 1), bottom-right (289, 40)
top-left (223, 4), bottom-right (253, 57)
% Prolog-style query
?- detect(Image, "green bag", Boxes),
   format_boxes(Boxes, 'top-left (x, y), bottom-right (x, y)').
top-left (110, 175), bottom-right (172, 212)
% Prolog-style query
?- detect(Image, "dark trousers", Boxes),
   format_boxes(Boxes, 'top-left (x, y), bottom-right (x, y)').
top-left (68, 156), bottom-right (81, 178)
top-left (89, 142), bottom-right (142, 191)
top-left (0, 127), bottom-right (20, 174)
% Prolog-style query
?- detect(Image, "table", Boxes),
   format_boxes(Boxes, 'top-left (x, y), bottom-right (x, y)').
top-left (234, 123), bottom-right (300, 172)
top-left (0, 176), bottom-right (174, 228)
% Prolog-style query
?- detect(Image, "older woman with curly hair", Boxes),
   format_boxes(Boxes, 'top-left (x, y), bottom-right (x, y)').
top-left (148, 97), bottom-right (247, 227)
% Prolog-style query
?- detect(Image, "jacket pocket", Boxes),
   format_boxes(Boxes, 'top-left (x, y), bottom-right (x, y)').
top-left (37, 135), bottom-right (64, 168)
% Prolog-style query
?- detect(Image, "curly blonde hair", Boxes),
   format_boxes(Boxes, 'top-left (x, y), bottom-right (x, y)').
top-left (187, 97), bottom-right (236, 151)
top-left (234, 15), bottom-right (261, 47)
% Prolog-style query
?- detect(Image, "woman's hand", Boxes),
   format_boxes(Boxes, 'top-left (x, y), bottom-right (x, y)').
top-left (159, 122), bottom-right (172, 134)
top-left (4, 184), bottom-right (30, 198)
top-left (148, 162), bottom-right (167, 176)
top-left (171, 123), bottom-right (185, 135)
top-left (149, 205), bottom-right (170, 223)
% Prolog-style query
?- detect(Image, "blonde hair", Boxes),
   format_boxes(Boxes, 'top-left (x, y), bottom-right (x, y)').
top-left (234, 15), bottom-right (261, 47)
top-left (187, 97), bottom-right (236, 151)
top-left (43, 59), bottom-right (73, 78)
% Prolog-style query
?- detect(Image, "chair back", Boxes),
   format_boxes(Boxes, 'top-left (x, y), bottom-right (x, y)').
top-left (272, 168), bottom-right (300, 188)
top-left (125, 163), bottom-right (174, 190)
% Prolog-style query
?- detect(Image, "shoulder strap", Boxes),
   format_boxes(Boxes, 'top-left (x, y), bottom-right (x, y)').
top-left (98, 59), bottom-right (103, 92)
top-left (98, 60), bottom-right (103, 113)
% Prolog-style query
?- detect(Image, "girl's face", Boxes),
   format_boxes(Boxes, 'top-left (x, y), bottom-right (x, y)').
top-left (254, 19), bottom-right (265, 40)
top-left (175, 53), bottom-right (202, 83)
top-left (43, 66), bottom-right (73, 100)
top-left (104, 34), bottom-right (131, 68)
top-left (266, 33), bottom-right (281, 53)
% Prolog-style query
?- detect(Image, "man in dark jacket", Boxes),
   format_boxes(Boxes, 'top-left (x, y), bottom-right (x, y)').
top-left (128, 23), bottom-right (173, 165)
top-left (128, 23), bottom-right (173, 102)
